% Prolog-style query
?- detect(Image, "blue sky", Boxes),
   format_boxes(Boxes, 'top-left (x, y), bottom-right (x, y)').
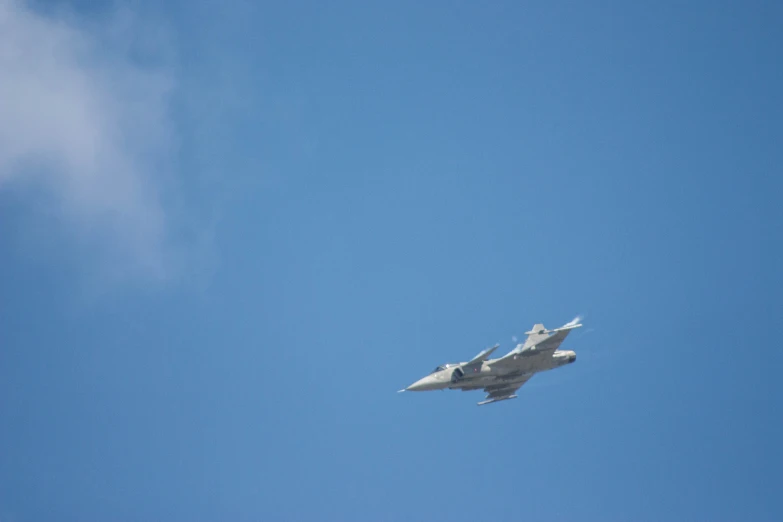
top-left (1, 1), bottom-right (782, 521)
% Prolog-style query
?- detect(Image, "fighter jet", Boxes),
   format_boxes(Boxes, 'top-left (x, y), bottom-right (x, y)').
top-left (399, 318), bottom-right (582, 405)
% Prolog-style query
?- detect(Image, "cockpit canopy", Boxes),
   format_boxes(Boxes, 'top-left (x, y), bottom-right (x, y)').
top-left (431, 363), bottom-right (456, 374)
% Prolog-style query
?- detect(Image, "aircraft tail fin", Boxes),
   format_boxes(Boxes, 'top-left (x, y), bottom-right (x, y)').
top-left (525, 323), bottom-right (547, 335)
top-left (501, 317), bottom-right (583, 358)
top-left (521, 323), bottom-right (549, 349)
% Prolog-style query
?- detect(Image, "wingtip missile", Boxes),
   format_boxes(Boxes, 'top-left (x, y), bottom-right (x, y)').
top-left (553, 323), bottom-right (582, 332)
top-left (525, 320), bottom-right (583, 335)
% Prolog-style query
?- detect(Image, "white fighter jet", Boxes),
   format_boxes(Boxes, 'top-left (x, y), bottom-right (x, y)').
top-left (400, 318), bottom-right (582, 405)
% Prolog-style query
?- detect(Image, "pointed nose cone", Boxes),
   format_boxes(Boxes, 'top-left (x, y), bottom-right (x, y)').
top-left (406, 380), bottom-right (427, 391)
top-left (406, 375), bottom-right (439, 391)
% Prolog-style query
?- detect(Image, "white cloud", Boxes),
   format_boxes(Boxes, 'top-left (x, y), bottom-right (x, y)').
top-left (0, 0), bottom-right (185, 282)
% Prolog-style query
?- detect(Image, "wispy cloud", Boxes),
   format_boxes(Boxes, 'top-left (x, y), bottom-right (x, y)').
top-left (0, 0), bottom-right (192, 283)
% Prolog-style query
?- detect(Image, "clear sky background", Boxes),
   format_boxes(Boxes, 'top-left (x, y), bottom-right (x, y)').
top-left (1, 1), bottom-right (782, 521)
